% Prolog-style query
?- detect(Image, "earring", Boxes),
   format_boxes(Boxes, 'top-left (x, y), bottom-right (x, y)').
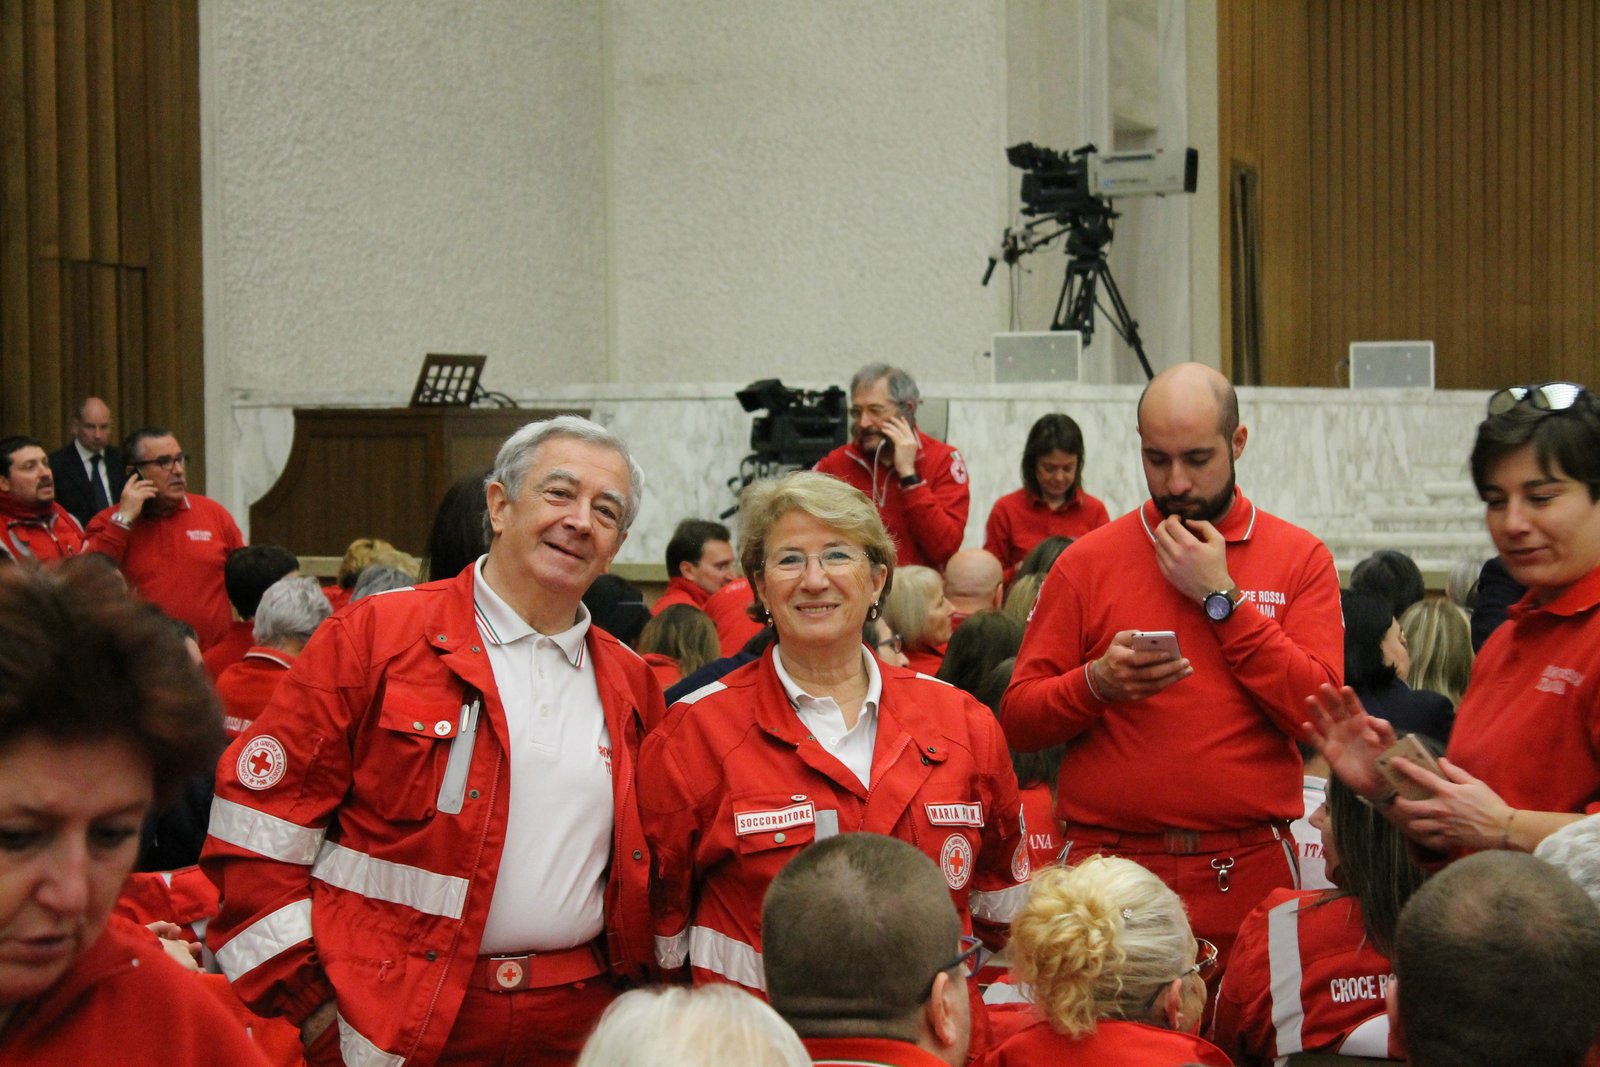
top-left (867, 601), bottom-right (881, 621)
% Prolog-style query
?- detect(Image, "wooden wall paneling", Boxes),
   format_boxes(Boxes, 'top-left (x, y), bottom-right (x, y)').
top-left (114, 0), bottom-right (148, 271)
top-left (141, 0), bottom-right (177, 427)
top-left (171, 0), bottom-right (203, 488)
top-left (1, 0), bottom-right (30, 434)
top-left (86, 0), bottom-right (117, 262)
top-left (55, 0), bottom-right (88, 262)
top-left (1450, 3), bottom-right (1474, 386)
top-left (1411, 1), bottom-right (1435, 357)
top-left (26, 0), bottom-right (63, 436)
top-left (117, 266), bottom-right (146, 423)
top-left (1305, 0), bottom-right (1331, 384)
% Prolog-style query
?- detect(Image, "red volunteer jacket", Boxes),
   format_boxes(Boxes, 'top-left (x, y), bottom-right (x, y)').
top-left (0, 499), bottom-right (85, 563)
top-left (204, 620), bottom-right (257, 680)
top-left (982, 487), bottom-right (1110, 572)
top-left (814, 430), bottom-right (970, 570)
top-left (1019, 782), bottom-right (1064, 871)
top-left (650, 575), bottom-right (710, 615)
top-left (1211, 889), bottom-right (1393, 1065)
top-left (0, 914), bottom-right (273, 1067)
top-left (216, 646), bottom-right (296, 737)
top-left (1447, 563), bottom-right (1600, 816)
top-left (85, 494), bottom-right (244, 649)
top-left (981, 1017), bottom-right (1232, 1067)
top-left (1002, 492), bottom-right (1343, 832)
top-left (704, 577), bottom-right (764, 655)
top-left (201, 567), bottom-right (661, 1067)
top-left (807, 1036), bottom-right (954, 1066)
top-left (639, 649), bottom-right (1029, 991)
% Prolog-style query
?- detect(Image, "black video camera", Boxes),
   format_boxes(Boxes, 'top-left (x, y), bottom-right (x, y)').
top-left (735, 380), bottom-right (847, 467)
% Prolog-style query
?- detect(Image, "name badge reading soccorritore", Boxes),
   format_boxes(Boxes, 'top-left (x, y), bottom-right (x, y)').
top-left (734, 802), bottom-right (815, 836)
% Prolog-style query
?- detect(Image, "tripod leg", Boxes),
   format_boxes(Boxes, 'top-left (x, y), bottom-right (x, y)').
top-left (1095, 263), bottom-right (1155, 381)
top-left (1052, 261), bottom-right (1098, 344)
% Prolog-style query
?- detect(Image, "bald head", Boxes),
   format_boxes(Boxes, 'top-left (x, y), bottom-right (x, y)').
top-left (1137, 363), bottom-right (1239, 439)
top-left (73, 396), bottom-right (113, 453)
top-left (943, 550), bottom-right (1004, 613)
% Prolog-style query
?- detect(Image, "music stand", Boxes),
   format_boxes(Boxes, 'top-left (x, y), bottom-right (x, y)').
top-left (409, 354), bottom-right (486, 407)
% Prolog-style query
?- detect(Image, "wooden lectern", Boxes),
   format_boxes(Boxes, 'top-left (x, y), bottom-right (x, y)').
top-left (249, 406), bottom-right (585, 559)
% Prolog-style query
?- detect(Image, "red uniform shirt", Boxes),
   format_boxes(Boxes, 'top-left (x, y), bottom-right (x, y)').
top-left (815, 430), bottom-right (970, 570)
top-left (0, 499), bottom-right (85, 563)
top-left (806, 1036), bottom-right (953, 1066)
top-left (981, 1017), bottom-right (1231, 1067)
top-left (201, 568), bottom-right (661, 1067)
top-left (1002, 491), bottom-right (1344, 832)
top-left (704, 577), bottom-right (764, 655)
top-left (639, 649), bottom-right (1029, 992)
top-left (904, 645), bottom-right (945, 677)
top-left (85, 494), bottom-right (244, 649)
top-left (203, 620), bottom-right (256, 680)
top-left (1019, 782), bottom-right (1064, 870)
top-left (0, 914), bottom-right (273, 1067)
top-left (983, 487), bottom-right (1111, 572)
top-left (1447, 563), bottom-right (1600, 815)
top-left (643, 651), bottom-right (682, 689)
top-left (215, 646), bottom-right (296, 737)
top-left (651, 575), bottom-right (710, 615)
top-left (1211, 889), bottom-right (1393, 1065)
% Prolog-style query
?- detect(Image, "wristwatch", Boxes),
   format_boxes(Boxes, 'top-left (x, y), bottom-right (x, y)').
top-left (1202, 586), bottom-right (1242, 622)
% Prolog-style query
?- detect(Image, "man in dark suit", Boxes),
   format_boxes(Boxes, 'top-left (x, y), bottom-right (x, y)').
top-left (49, 396), bottom-right (124, 527)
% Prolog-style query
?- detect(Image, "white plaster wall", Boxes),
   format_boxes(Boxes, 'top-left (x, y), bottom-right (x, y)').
top-left (205, 0), bottom-right (608, 397)
top-left (607, 1), bottom-right (1008, 384)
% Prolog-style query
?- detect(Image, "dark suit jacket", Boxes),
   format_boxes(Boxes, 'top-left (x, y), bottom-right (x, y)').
top-left (49, 442), bottom-right (124, 528)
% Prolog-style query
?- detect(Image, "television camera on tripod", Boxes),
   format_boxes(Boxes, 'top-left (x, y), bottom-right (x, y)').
top-left (984, 143), bottom-right (1198, 381)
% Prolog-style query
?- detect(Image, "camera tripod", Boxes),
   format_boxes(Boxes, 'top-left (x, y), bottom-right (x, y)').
top-left (1050, 205), bottom-right (1155, 381)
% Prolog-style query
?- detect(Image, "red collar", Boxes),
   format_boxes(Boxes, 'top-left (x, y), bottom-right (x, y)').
top-left (803, 1036), bottom-right (953, 1066)
top-left (1139, 489), bottom-right (1256, 544)
top-left (1509, 562), bottom-right (1600, 619)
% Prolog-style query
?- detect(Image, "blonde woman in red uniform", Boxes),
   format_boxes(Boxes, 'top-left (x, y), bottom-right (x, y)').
top-left (639, 472), bottom-right (1028, 1053)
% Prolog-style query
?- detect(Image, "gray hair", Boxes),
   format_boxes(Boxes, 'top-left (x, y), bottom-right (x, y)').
top-left (485, 415), bottom-right (645, 534)
top-left (576, 985), bottom-right (810, 1067)
top-left (850, 363), bottom-right (920, 414)
top-left (351, 565), bottom-right (415, 602)
top-left (252, 576), bottom-right (332, 646)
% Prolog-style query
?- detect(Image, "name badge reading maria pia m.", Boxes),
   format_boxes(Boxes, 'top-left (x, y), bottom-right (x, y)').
top-left (925, 802), bottom-right (984, 827)
top-left (734, 802), bottom-right (816, 836)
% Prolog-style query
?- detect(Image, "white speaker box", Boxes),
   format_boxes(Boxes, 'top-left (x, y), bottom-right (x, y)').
top-left (1348, 341), bottom-right (1435, 389)
top-left (992, 331), bottom-right (1083, 384)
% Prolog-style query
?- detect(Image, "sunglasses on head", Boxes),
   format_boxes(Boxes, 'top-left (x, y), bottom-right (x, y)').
top-left (1486, 382), bottom-right (1589, 416)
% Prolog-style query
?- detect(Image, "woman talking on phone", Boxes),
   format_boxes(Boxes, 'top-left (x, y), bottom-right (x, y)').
top-left (1309, 382), bottom-right (1600, 854)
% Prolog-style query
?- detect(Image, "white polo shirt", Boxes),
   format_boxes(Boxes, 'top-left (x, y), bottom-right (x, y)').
top-left (473, 560), bottom-right (613, 953)
top-left (774, 646), bottom-right (884, 789)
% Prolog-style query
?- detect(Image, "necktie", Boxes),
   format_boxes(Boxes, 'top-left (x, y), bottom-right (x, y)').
top-left (89, 454), bottom-right (110, 511)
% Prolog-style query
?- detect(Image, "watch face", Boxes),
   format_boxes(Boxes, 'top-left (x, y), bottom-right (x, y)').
top-left (1204, 592), bottom-right (1233, 621)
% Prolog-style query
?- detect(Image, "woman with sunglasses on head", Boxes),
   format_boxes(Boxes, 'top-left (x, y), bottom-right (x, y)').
top-left (1211, 767), bottom-right (1430, 1065)
top-left (1308, 382), bottom-right (1600, 855)
top-left (639, 472), bottom-right (1028, 1052)
top-left (881, 564), bottom-right (958, 675)
top-left (981, 855), bottom-right (1229, 1066)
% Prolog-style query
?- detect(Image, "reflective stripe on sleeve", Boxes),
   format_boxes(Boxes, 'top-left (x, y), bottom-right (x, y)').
top-left (311, 841), bottom-right (469, 919)
top-left (1267, 895), bottom-right (1307, 1056)
top-left (970, 880), bottom-right (1031, 922)
top-left (654, 928), bottom-right (689, 969)
top-left (687, 926), bottom-right (766, 991)
top-left (215, 898), bottom-right (313, 981)
top-left (208, 797), bottom-right (327, 866)
top-left (338, 1013), bottom-right (406, 1067)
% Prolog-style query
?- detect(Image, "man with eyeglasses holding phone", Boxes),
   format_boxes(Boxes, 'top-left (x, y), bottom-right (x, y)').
top-left (763, 833), bottom-right (974, 1067)
top-left (85, 427), bottom-right (244, 648)
top-left (815, 364), bottom-right (970, 570)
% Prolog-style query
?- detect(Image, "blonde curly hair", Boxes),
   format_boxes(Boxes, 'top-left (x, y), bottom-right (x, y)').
top-left (1010, 856), bottom-right (1197, 1037)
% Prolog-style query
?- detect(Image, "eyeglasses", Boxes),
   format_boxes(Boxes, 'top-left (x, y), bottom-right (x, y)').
top-left (1141, 938), bottom-right (1218, 1011)
top-left (874, 633), bottom-right (904, 654)
top-left (133, 452), bottom-right (188, 470)
top-left (765, 548), bottom-right (867, 577)
top-left (1486, 382), bottom-right (1589, 415)
top-left (921, 936), bottom-right (984, 1000)
top-left (849, 403), bottom-right (902, 422)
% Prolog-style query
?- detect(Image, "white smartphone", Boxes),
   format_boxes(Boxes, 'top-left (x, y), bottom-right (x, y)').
top-left (1131, 630), bottom-right (1182, 659)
